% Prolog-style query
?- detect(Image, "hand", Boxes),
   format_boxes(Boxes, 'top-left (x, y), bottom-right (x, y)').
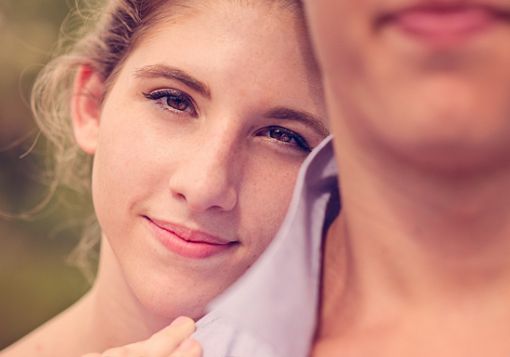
top-left (82, 316), bottom-right (202, 357)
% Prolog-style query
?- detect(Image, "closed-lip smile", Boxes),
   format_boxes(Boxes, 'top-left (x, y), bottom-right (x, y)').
top-left (143, 215), bottom-right (238, 259)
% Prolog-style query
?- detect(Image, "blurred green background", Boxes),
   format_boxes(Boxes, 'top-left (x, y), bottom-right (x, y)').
top-left (0, 0), bottom-right (92, 349)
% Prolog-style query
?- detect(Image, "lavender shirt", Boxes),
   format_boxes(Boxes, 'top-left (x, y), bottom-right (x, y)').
top-left (194, 137), bottom-right (340, 357)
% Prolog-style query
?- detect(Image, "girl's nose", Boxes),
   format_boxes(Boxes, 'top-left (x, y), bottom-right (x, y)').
top-left (167, 139), bottom-right (239, 213)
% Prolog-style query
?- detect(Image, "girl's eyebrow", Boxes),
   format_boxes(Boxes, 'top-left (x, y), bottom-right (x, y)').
top-left (264, 107), bottom-right (329, 137)
top-left (135, 65), bottom-right (328, 137)
top-left (134, 64), bottom-right (211, 99)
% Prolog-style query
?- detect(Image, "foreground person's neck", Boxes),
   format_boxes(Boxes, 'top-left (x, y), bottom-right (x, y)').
top-left (314, 140), bottom-right (510, 356)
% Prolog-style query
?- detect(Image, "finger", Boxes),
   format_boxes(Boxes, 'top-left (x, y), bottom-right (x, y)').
top-left (143, 316), bottom-right (196, 355)
top-left (169, 338), bottom-right (203, 357)
top-left (100, 344), bottom-right (140, 356)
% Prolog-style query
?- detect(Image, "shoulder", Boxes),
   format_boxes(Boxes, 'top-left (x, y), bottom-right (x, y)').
top-left (0, 298), bottom-right (90, 357)
top-left (0, 326), bottom-right (56, 357)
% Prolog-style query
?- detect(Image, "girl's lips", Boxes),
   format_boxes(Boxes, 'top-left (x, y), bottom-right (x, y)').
top-left (378, 4), bottom-right (510, 47)
top-left (143, 216), bottom-right (238, 259)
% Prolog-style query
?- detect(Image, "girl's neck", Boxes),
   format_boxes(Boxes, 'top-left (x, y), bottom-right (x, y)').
top-left (84, 238), bottom-right (174, 350)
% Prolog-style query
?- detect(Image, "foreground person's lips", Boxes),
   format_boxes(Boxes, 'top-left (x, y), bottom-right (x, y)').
top-left (143, 216), bottom-right (238, 259)
top-left (376, 3), bottom-right (510, 47)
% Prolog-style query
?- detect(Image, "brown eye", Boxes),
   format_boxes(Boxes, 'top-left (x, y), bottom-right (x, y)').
top-left (269, 128), bottom-right (293, 143)
top-left (144, 89), bottom-right (197, 116)
top-left (165, 93), bottom-right (191, 112)
top-left (256, 126), bottom-right (311, 153)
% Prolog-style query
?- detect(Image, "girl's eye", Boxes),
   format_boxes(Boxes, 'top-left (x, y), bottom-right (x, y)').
top-left (143, 89), bottom-right (197, 116)
top-left (256, 126), bottom-right (311, 153)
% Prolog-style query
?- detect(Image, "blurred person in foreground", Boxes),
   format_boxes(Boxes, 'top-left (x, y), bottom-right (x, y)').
top-left (306, 1), bottom-right (510, 355)
top-left (194, 1), bottom-right (510, 356)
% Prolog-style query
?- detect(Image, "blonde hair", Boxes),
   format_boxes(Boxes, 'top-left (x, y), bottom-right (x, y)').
top-left (31, 0), bottom-right (304, 280)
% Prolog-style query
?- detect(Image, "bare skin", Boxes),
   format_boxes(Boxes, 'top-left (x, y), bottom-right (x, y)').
top-left (313, 154), bottom-right (510, 357)
top-left (0, 241), bottom-right (201, 356)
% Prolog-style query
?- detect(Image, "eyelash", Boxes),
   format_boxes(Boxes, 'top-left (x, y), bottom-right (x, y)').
top-left (255, 126), bottom-right (311, 153)
top-left (143, 89), bottom-right (197, 116)
top-left (143, 90), bottom-right (311, 153)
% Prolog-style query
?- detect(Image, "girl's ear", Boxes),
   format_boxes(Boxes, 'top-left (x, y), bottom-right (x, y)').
top-left (71, 65), bottom-right (106, 154)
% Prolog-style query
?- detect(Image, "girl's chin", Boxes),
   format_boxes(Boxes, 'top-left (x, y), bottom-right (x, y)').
top-left (128, 280), bottom-right (213, 320)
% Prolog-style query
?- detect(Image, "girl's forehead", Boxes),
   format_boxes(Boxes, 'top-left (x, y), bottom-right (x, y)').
top-left (129, 2), bottom-right (312, 74)
top-left (145, 0), bottom-right (303, 32)
top-left (108, 1), bottom-right (323, 113)
top-left (104, 0), bottom-right (318, 106)
top-left (136, 0), bottom-right (313, 70)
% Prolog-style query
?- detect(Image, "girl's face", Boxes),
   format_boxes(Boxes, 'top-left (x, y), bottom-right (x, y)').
top-left (74, 1), bottom-right (327, 319)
